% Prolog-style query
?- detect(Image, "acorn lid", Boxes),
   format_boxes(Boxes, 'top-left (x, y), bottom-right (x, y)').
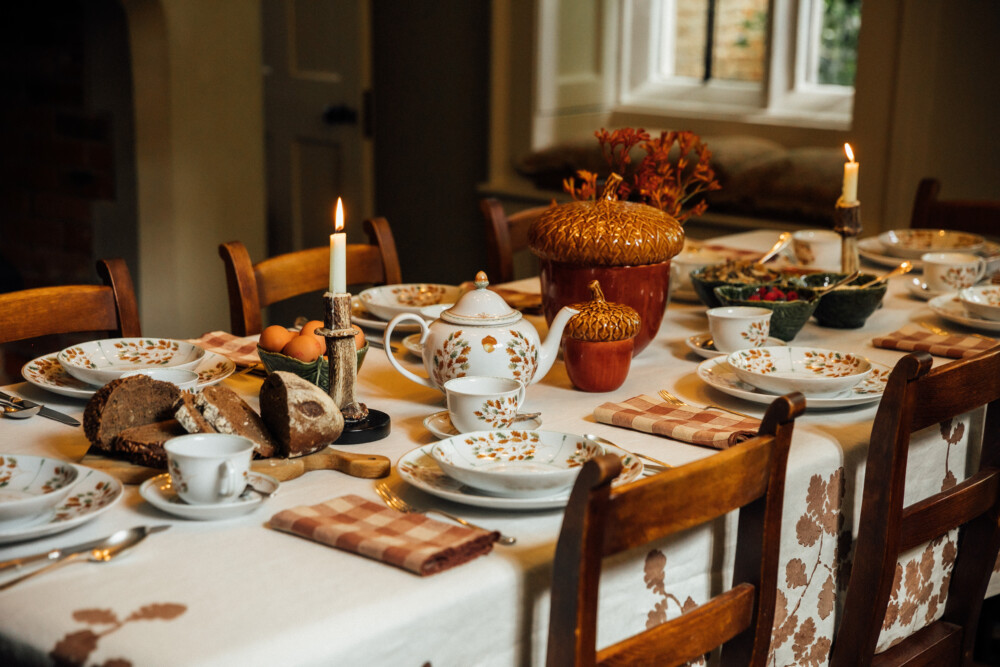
top-left (528, 175), bottom-right (685, 267)
top-left (440, 271), bottom-right (521, 326)
top-left (565, 280), bottom-right (641, 342)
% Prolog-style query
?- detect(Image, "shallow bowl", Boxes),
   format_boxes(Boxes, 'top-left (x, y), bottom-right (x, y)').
top-left (689, 261), bottom-right (784, 309)
top-left (0, 455), bottom-right (80, 524)
top-left (713, 284), bottom-right (819, 341)
top-left (358, 284), bottom-right (462, 321)
top-left (726, 346), bottom-right (872, 396)
top-left (798, 272), bottom-right (888, 329)
top-left (431, 430), bottom-right (604, 497)
top-left (959, 285), bottom-right (1000, 321)
top-left (121, 368), bottom-right (200, 390)
top-left (57, 338), bottom-right (206, 387)
top-left (878, 228), bottom-right (985, 260)
top-left (257, 342), bottom-right (368, 392)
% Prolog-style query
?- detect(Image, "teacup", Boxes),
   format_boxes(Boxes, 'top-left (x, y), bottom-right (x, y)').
top-left (122, 368), bottom-right (199, 390)
top-left (164, 433), bottom-right (253, 505)
top-left (792, 230), bottom-right (842, 272)
top-left (706, 306), bottom-right (773, 353)
top-left (920, 252), bottom-right (987, 292)
top-left (443, 376), bottom-right (526, 433)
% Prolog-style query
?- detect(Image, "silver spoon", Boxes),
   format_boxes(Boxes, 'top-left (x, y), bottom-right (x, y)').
top-left (240, 482), bottom-right (276, 499)
top-left (0, 525), bottom-right (168, 591)
top-left (584, 434), bottom-right (673, 469)
top-left (0, 403), bottom-right (41, 419)
top-left (758, 232), bottom-right (793, 264)
top-left (855, 261), bottom-right (913, 289)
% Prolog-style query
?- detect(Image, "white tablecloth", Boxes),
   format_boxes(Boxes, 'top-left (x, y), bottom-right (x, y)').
top-left (0, 230), bottom-right (995, 666)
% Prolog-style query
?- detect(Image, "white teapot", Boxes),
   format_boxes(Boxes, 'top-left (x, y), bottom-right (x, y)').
top-left (384, 272), bottom-right (578, 393)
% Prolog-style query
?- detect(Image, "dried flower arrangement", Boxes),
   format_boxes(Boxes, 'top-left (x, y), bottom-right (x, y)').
top-left (563, 128), bottom-right (722, 224)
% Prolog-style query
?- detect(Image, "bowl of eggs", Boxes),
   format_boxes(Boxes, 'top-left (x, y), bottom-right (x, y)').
top-left (257, 321), bottom-right (367, 391)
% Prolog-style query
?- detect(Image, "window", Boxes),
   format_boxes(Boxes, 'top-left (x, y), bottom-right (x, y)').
top-left (619, 0), bottom-right (861, 127)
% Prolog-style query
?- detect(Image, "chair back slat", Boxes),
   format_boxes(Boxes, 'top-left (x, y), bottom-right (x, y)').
top-left (899, 470), bottom-right (1000, 553)
top-left (908, 351), bottom-right (1000, 433)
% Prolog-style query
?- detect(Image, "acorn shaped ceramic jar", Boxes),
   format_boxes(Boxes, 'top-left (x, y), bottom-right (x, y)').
top-left (528, 175), bottom-right (685, 356)
top-left (563, 281), bottom-right (640, 392)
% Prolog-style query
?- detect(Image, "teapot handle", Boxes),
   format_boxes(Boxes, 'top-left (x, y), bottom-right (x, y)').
top-left (384, 314), bottom-right (435, 389)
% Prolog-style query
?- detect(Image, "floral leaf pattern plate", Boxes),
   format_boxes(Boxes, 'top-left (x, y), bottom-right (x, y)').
top-left (350, 296), bottom-right (420, 333)
top-left (0, 465), bottom-right (123, 545)
top-left (423, 410), bottom-right (542, 440)
top-left (397, 439), bottom-right (642, 510)
top-left (696, 356), bottom-right (890, 409)
top-left (685, 333), bottom-right (786, 359)
top-left (927, 294), bottom-right (1000, 333)
top-left (22, 351), bottom-right (236, 399)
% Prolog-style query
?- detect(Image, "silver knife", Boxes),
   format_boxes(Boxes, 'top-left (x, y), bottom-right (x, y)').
top-left (0, 390), bottom-right (80, 427)
top-left (0, 525), bottom-right (170, 573)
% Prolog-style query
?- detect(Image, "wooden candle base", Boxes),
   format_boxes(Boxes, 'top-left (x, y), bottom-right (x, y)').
top-left (834, 199), bottom-right (862, 275)
top-left (321, 292), bottom-right (367, 421)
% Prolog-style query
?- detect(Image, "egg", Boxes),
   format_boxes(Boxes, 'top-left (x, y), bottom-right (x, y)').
top-left (281, 334), bottom-right (323, 362)
top-left (352, 324), bottom-right (366, 350)
top-left (299, 320), bottom-right (324, 336)
top-left (259, 325), bottom-right (296, 353)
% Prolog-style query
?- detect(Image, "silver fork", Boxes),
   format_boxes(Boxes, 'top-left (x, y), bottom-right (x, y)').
top-left (374, 482), bottom-right (516, 546)
top-left (658, 389), bottom-right (757, 420)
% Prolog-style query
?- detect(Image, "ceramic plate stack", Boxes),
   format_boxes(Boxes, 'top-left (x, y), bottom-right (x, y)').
top-left (859, 229), bottom-right (1000, 272)
top-left (397, 430), bottom-right (643, 510)
top-left (353, 284), bottom-right (462, 332)
top-left (22, 338), bottom-right (235, 399)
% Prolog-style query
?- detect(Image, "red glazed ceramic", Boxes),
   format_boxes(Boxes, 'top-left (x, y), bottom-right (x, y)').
top-left (563, 337), bottom-right (635, 392)
top-left (539, 260), bottom-right (670, 356)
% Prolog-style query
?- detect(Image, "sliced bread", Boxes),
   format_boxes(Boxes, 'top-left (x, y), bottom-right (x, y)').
top-left (84, 375), bottom-right (181, 457)
top-left (194, 384), bottom-right (276, 458)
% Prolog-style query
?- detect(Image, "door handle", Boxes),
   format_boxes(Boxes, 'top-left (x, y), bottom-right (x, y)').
top-left (322, 104), bottom-right (358, 126)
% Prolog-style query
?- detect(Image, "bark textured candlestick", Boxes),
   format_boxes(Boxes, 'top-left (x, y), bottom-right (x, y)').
top-left (834, 200), bottom-right (862, 275)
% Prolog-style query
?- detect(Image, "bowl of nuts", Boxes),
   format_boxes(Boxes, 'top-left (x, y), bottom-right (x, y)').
top-left (689, 260), bottom-right (784, 309)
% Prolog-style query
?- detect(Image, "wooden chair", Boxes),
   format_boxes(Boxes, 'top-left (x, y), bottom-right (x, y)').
top-left (546, 392), bottom-right (806, 667)
top-left (219, 216), bottom-right (402, 336)
top-left (479, 198), bottom-right (551, 283)
top-left (0, 258), bottom-right (141, 344)
top-left (831, 348), bottom-right (1000, 667)
top-left (910, 178), bottom-right (1000, 239)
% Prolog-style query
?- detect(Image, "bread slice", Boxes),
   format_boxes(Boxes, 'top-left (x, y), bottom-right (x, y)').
top-left (259, 371), bottom-right (345, 458)
top-left (174, 391), bottom-right (217, 434)
top-left (195, 384), bottom-right (276, 458)
top-left (113, 419), bottom-right (187, 469)
top-left (84, 375), bottom-right (181, 456)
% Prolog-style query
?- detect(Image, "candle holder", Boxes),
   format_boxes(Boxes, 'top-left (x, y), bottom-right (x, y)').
top-left (834, 197), bottom-right (862, 275)
top-left (318, 291), bottom-right (390, 444)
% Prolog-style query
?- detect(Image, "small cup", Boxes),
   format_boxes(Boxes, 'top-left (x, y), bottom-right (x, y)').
top-left (121, 368), bottom-right (199, 390)
top-left (164, 434), bottom-right (253, 505)
top-left (706, 306), bottom-right (773, 353)
top-left (921, 252), bottom-right (987, 292)
top-left (792, 230), bottom-right (842, 272)
top-left (669, 249), bottom-right (727, 297)
top-left (443, 376), bottom-right (526, 433)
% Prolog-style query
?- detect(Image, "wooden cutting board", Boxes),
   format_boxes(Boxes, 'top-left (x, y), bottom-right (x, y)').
top-left (80, 447), bottom-right (391, 485)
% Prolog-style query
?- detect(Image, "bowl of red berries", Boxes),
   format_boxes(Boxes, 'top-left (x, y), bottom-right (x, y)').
top-left (713, 284), bottom-right (819, 341)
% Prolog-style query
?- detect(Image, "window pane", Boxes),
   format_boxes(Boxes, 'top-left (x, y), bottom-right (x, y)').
top-left (674, 0), bottom-right (708, 79)
top-left (712, 0), bottom-right (767, 82)
top-left (811, 0), bottom-right (862, 86)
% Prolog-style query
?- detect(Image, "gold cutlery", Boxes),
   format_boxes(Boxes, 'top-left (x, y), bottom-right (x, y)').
top-left (918, 320), bottom-right (995, 342)
top-left (658, 389), bottom-right (757, 420)
top-left (0, 400), bottom-right (41, 419)
top-left (374, 482), bottom-right (516, 546)
top-left (583, 434), bottom-right (672, 469)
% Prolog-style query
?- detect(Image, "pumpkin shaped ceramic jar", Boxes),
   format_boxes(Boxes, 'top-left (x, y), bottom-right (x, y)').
top-left (384, 272), bottom-right (579, 393)
top-left (528, 175), bottom-right (685, 355)
top-left (563, 281), bottom-right (640, 392)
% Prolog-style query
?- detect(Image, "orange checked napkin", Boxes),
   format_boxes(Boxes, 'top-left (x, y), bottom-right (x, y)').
top-left (594, 394), bottom-right (760, 450)
top-left (872, 324), bottom-right (999, 359)
top-left (268, 495), bottom-right (499, 576)
top-left (188, 331), bottom-right (261, 366)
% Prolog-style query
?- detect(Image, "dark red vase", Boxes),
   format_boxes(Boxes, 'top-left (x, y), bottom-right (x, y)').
top-left (539, 260), bottom-right (671, 356)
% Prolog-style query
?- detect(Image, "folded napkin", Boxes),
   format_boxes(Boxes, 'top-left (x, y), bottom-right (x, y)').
top-left (268, 494), bottom-right (498, 576)
top-left (594, 394), bottom-right (760, 450)
top-left (188, 331), bottom-right (261, 366)
top-left (872, 324), bottom-right (999, 359)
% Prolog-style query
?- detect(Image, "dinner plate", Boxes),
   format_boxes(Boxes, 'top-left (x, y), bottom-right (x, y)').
top-left (22, 351), bottom-right (236, 399)
top-left (696, 356), bottom-right (890, 409)
top-left (685, 333), bottom-right (786, 359)
top-left (927, 294), bottom-right (1000, 333)
top-left (0, 465), bottom-right (123, 545)
top-left (402, 333), bottom-right (424, 357)
top-left (905, 276), bottom-right (950, 301)
top-left (140, 472), bottom-right (279, 521)
top-left (396, 440), bottom-right (642, 510)
top-left (858, 237), bottom-right (1000, 273)
top-left (423, 410), bottom-right (542, 440)
top-left (350, 296), bottom-right (421, 333)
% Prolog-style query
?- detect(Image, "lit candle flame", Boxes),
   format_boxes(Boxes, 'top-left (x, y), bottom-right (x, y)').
top-left (844, 143), bottom-right (855, 163)
top-left (334, 197), bottom-right (344, 232)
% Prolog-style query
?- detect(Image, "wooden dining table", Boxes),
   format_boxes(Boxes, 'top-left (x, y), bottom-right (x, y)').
top-left (0, 229), bottom-right (996, 666)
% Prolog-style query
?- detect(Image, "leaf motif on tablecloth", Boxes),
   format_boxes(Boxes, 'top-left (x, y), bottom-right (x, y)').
top-left (818, 574), bottom-right (836, 620)
top-left (786, 559), bottom-right (807, 588)
top-left (50, 602), bottom-right (187, 667)
top-left (641, 549), bottom-right (706, 666)
top-left (73, 608), bottom-right (119, 625)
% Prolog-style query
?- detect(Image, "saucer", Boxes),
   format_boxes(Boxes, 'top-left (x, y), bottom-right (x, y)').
top-left (905, 277), bottom-right (950, 300)
top-left (21, 351), bottom-right (235, 399)
top-left (351, 297), bottom-right (421, 333)
top-left (685, 333), bottom-right (786, 359)
top-left (423, 410), bottom-right (543, 439)
top-left (402, 333), bottom-right (424, 357)
top-left (140, 472), bottom-right (279, 521)
top-left (0, 466), bottom-right (123, 545)
top-left (927, 294), bottom-right (1000, 333)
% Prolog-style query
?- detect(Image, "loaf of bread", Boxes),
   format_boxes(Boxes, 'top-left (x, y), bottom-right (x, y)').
top-left (193, 384), bottom-right (276, 458)
top-left (84, 375), bottom-right (182, 462)
top-left (259, 371), bottom-right (344, 457)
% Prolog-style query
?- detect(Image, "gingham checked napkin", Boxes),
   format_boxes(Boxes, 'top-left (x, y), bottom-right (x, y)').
top-left (188, 331), bottom-right (261, 366)
top-left (593, 394), bottom-right (760, 450)
top-left (268, 495), bottom-right (499, 576)
top-left (872, 323), bottom-right (999, 359)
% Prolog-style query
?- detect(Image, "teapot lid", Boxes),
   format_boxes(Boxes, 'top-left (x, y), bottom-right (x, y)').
top-left (441, 272), bottom-right (522, 326)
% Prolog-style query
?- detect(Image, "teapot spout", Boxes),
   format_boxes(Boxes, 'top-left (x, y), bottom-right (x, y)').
top-left (534, 305), bottom-right (579, 383)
